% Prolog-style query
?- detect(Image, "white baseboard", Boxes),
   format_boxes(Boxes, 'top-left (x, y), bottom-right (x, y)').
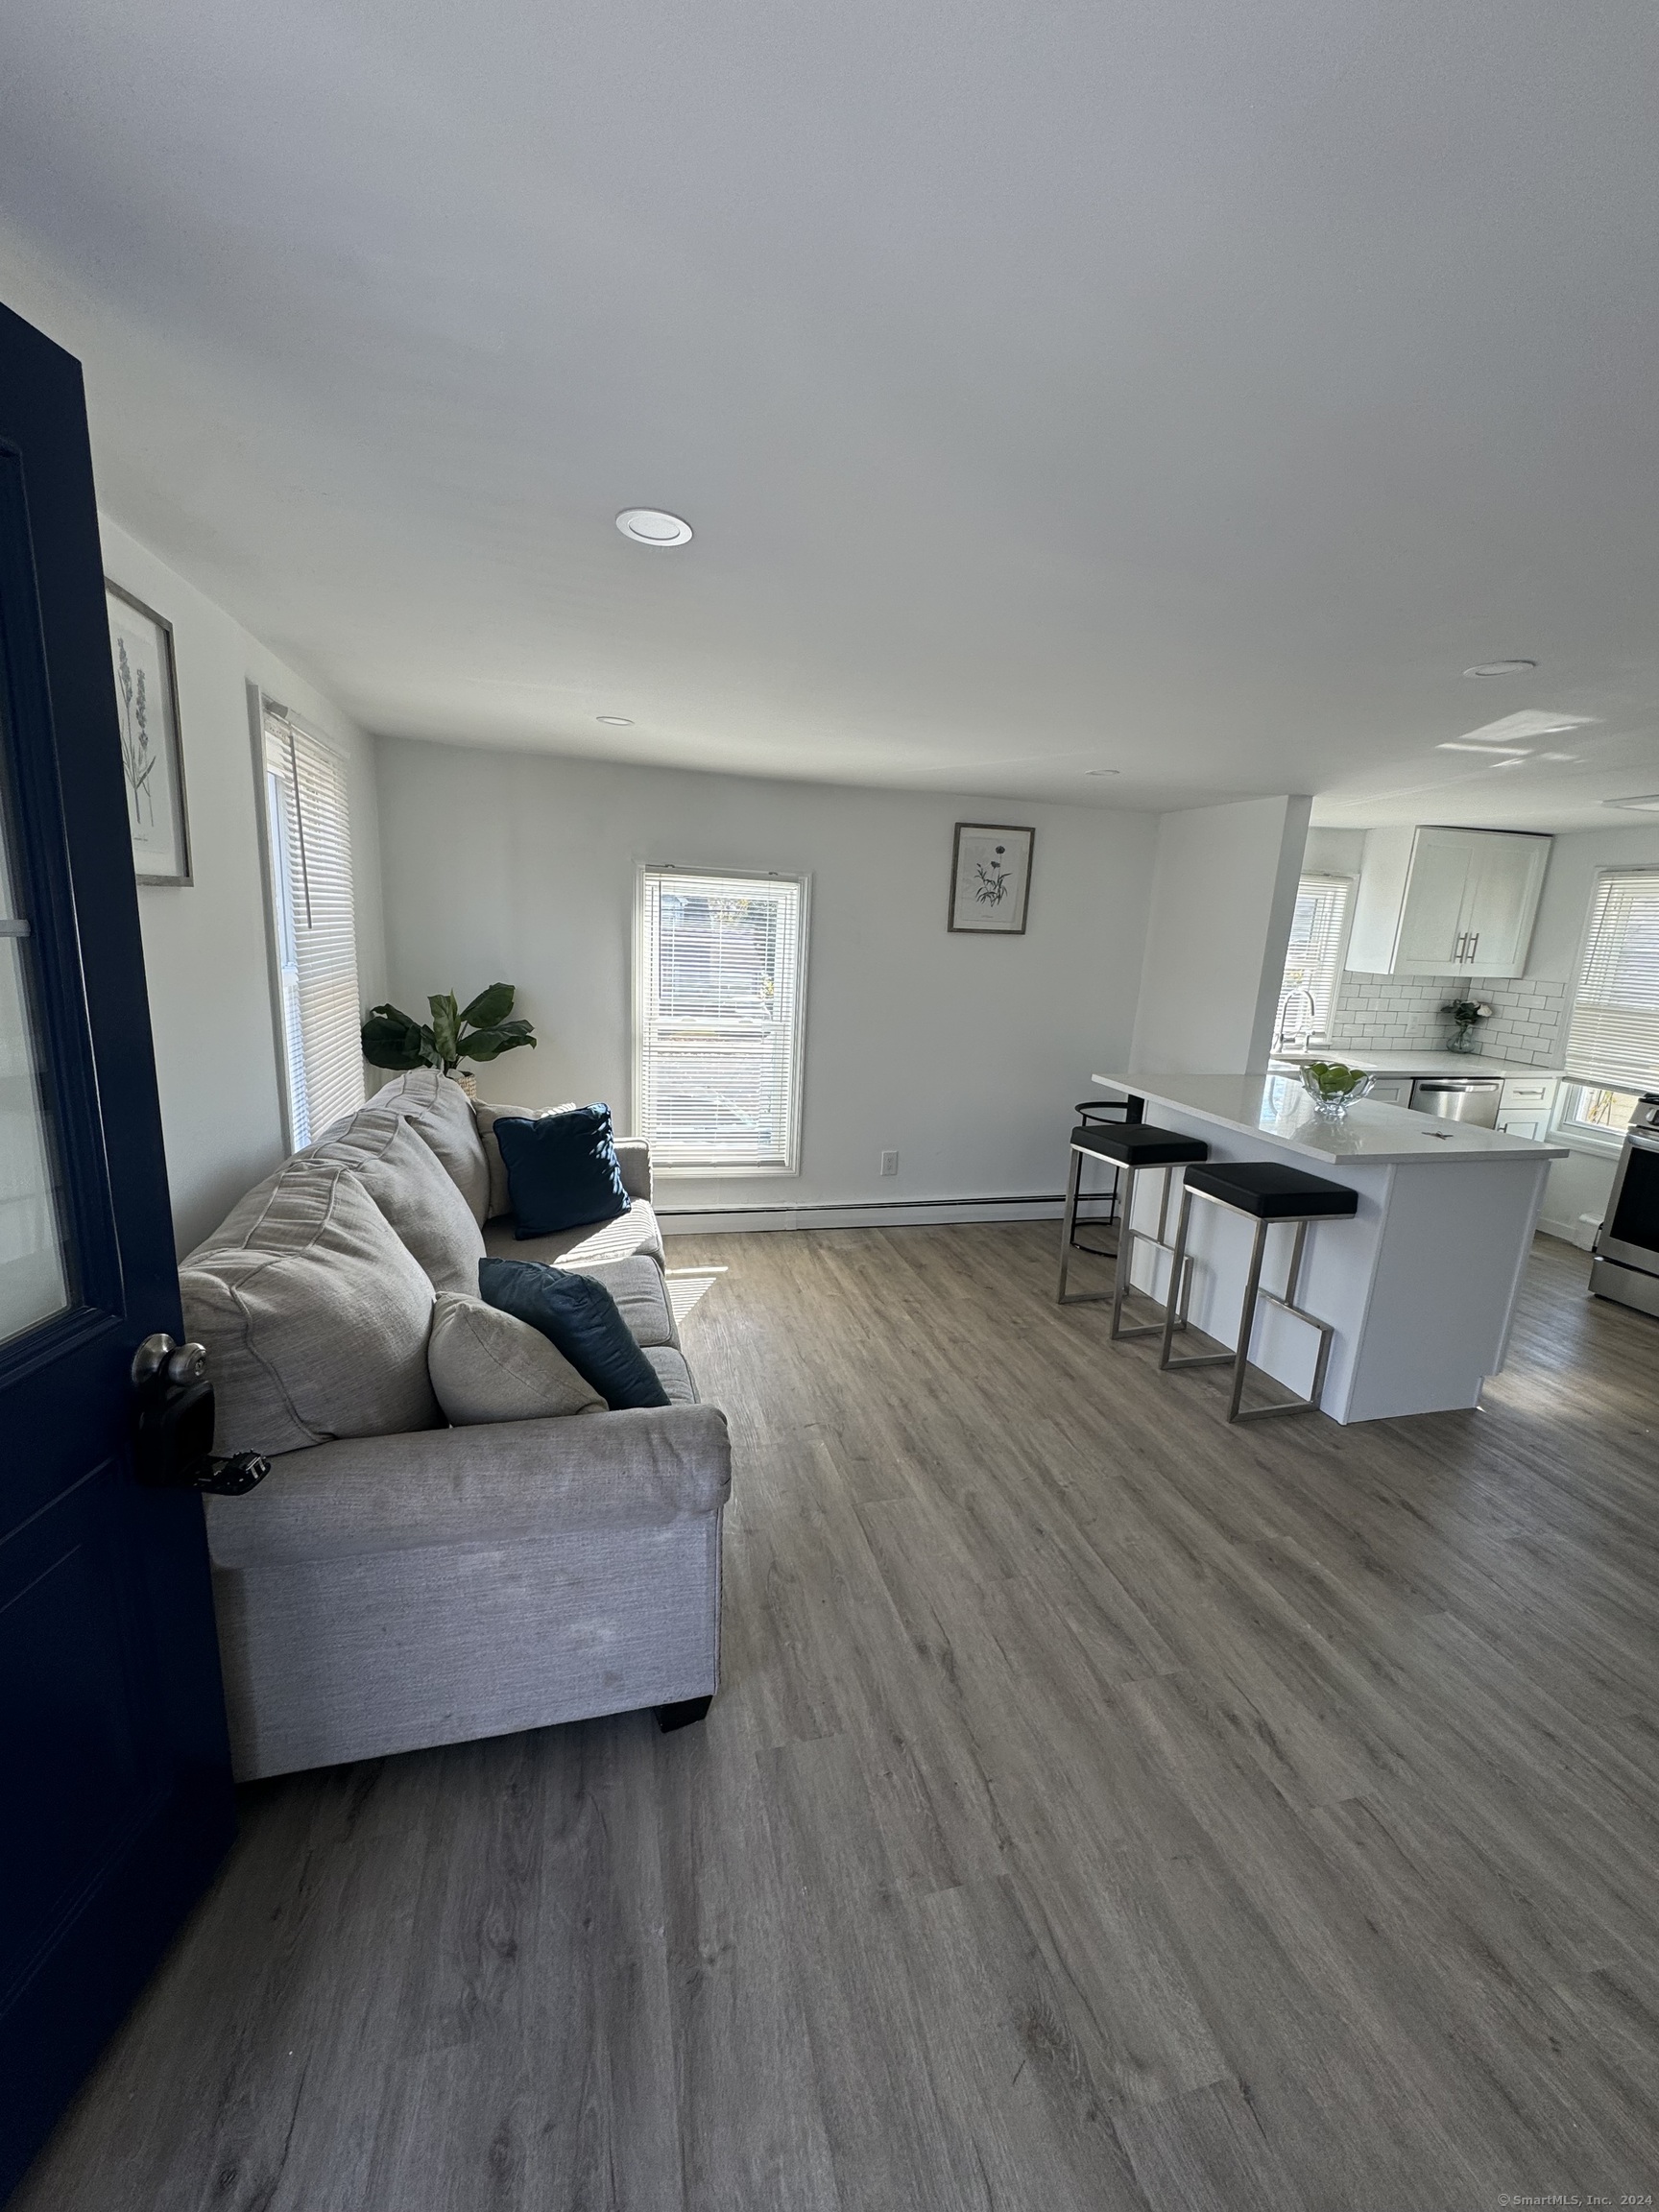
top-left (658, 1193), bottom-right (1107, 1236)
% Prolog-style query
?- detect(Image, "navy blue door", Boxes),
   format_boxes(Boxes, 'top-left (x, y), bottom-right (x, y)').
top-left (0, 302), bottom-right (235, 2197)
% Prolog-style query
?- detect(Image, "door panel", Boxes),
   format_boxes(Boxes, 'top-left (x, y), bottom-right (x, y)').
top-left (1461, 833), bottom-right (1548, 977)
top-left (1394, 829), bottom-right (1474, 972)
top-left (0, 301), bottom-right (235, 2199)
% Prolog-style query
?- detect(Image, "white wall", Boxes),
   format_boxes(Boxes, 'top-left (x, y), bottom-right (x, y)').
top-left (1129, 795), bottom-right (1311, 1074)
top-left (374, 742), bottom-right (1157, 1215)
top-left (103, 519), bottom-right (386, 1255)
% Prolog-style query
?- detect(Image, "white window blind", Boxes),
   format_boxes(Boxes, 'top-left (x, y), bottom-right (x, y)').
top-left (1278, 875), bottom-right (1353, 1040)
top-left (261, 711), bottom-right (363, 1148)
top-left (1565, 868), bottom-right (1659, 1094)
top-left (636, 867), bottom-right (808, 1170)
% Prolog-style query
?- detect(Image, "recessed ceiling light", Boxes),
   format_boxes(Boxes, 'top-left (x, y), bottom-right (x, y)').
top-left (1438, 741), bottom-right (1532, 756)
top-left (1463, 660), bottom-right (1537, 678)
top-left (615, 508), bottom-right (693, 547)
top-left (596, 715), bottom-right (634, 726)
top-left (1603, 794), bottom-right (1659, 811)
top-left (1539, 751), bottom-right (1580, 762)
top-left (1085, 768), bottom-right (1120, 777)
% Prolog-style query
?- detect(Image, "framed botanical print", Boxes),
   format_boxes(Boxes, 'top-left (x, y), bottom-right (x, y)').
top-left (107, 580), bottom-right (191, 885)
top-left (949, 822), bottom-right (1033, 933)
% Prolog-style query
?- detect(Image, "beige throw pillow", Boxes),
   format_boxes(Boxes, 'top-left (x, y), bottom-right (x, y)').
top-left (427, 1291), bottom-right (604, 1424)
top-left (473, 1099), bottom-right (577, 1222)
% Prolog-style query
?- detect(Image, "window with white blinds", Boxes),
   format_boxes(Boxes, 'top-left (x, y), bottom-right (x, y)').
top-left (1277, 875), bottom-right (1353, 1041)
top-left (261, 710), bottom-right (363, 1149)
top-left (635, 867), bottom-right (808, 1171)
top-left (1564, 868), bottom-right (1659, 1097)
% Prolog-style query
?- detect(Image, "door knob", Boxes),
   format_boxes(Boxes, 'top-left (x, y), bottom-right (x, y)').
top-left (131, 1333), bottom-right (270, 1497)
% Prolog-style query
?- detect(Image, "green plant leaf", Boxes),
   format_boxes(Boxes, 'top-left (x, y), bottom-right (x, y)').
top-left (427, 992), bottom-right (461, 1069)
top-left (462, 1021), bottom-right (536, 1063)
top-left (360, 1004), bottom-right (429, 1070)
top-left (458, 981), bottom-right (516, 1029)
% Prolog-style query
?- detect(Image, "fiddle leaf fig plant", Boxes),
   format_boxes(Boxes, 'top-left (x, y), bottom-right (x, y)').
top-left (361, 984), bottom-right (537, 1073)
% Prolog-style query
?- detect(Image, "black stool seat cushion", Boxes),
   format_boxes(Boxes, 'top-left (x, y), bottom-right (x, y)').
top-left (1185, 1160), bottom-right (1358, 1220)
top-left (1070, 1122), bottom-right (1209, 1167)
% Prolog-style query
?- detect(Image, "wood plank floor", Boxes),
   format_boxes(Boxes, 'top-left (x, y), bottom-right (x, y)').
top-left (15, 1226), bottom-right (1659, 2211)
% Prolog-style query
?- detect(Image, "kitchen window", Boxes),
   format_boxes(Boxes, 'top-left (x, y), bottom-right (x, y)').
top-left (1276, 874), bottom-right (1354, 1044)
top-left (259, 708), bottom-right (364, 1149)
top-left (1558, 866), bottom-right (1659, 1147)
top-left (635, 866), bottom-right (809, 1172)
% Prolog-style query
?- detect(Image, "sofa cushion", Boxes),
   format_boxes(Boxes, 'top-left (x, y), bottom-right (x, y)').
top-left (311, 1109), bottom-right (486, 1293)
top-left (478, 1258), bottom-right (670, 1411)
top-left (368, 1070), bottom-right (493, 1226)
top-left (427, 1291), bottom-right (604, 1423)
top-left (566, 1255), bottom-right (678, 1349)
top-left (473, 1098), bottom-right (576, 1221)
top-left (493, 1104), bottom-right (631, 1240)
top-left (180, 1165), bottom-right (439, 1457)
top-left (483, 1201), bottom-right (666, 1274)
top-left (642, 1345), bottom-right (698, 1406)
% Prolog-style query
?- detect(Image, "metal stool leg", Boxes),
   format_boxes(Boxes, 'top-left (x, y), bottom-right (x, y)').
top-left (1159, 1186), bottom-right (1237, 1374)
top-left (1233, 1217), bottom-right (1338, 1422)
top-left (1110, 1166), bottom-right (1194, 1342)
top-left (1226, 1217), bottom-right (1273, 1422)
top-left (1058, 1147), bottom-right (1122, 1305)
top-left (1056, 1146), bottom-right (1084, 1302)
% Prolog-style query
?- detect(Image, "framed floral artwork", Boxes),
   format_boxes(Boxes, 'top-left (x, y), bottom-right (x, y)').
top-left (107, 580), bottom-right (191, 885)
top-left (949, 822), bottom-right (1033, 933)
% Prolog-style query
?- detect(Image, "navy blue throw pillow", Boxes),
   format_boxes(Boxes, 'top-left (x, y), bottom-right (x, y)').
top-left (493, 1103), bottom-right (631, 1240)
top-left (478, 1258), bottom-right (670, 1410)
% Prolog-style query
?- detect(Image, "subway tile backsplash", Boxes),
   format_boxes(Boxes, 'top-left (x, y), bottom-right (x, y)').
top-left (1324, 973), bottom-right (1568, 1066)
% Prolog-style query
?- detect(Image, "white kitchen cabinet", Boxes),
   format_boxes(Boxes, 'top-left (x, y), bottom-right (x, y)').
top-left (1495, 1075), bottom-right (1559, 1144)
top-left (1346, 826), bottom-right (1551, 977)
top-left (1364, 1076), bottom-right (1414, 1107)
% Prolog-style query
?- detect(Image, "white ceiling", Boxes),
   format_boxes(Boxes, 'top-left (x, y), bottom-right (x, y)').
top-left (3, 0), bottom-right (1658, 829)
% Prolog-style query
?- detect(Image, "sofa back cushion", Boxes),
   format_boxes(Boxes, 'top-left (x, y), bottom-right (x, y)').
top-left (427, 1291), bottom-right (604, 1423)
top-left (367, 1070), bottom-right (493, 1225)
top-left (312, 1108), bottom-right (485, 1293)
top-left (180, 1163), bottom-right (440, 1456)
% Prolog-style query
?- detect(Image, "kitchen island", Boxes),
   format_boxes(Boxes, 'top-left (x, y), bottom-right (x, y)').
top-left (1091, 1070), bottom-right (1569, 1423)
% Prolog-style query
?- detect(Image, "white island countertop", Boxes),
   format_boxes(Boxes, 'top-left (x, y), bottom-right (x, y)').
top-left (1085, 1070), bottom-right (1566, 1423)
top-left (1091, 1070), bottom-right (1569, 1166)
top-left (1269, 1047), bottom-right (1564, 1079)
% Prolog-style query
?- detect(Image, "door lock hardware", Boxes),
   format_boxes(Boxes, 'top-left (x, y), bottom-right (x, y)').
top-left (131, 1333), bottom-right (270, 1497)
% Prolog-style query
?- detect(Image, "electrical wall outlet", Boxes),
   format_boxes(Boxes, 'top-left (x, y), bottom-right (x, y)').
top-left (879, 1149), bottom-right (899, 1177)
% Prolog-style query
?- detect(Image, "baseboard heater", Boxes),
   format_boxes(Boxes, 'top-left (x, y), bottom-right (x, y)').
top-left (657, 1191), bottom-right (1118, 1234)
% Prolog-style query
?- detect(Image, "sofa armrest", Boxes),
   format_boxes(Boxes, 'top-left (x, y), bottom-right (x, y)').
top-left (204, 1402), bottom-right (729, 1567)
top-left (614, 1138), bottom-right (652, 1203)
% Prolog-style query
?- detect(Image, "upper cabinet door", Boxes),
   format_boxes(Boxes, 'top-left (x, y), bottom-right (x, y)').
top-left (1459, 831), bottom-right (1551, 976)
top-left (1348, 825), bottom-right (1553, 976)
top-left (1392, 829), bottom-right (1477, 973)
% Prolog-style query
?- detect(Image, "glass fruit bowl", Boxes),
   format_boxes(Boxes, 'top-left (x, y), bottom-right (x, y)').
top-left (1299, 1061), bottom-right (1373, 1118)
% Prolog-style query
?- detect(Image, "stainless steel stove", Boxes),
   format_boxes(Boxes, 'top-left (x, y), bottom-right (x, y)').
top-left (1590, 1093), bottom-right (1659, 1317)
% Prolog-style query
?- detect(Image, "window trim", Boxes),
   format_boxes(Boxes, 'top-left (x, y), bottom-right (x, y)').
top-left (249, 684), bottom-right (363, 1153)
top-left (1278, 872), bottom-right (1357, 1045)
top-left (1553, 1081), bottom-right (1643, 1154)
top-left (632, 862), bottom-right (811, 1178)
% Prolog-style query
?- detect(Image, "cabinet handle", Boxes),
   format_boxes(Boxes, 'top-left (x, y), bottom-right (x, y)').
top-left (1453, 931), bottom-right (1467, 963)
top-left (1467, 931), bottom-right (1479, 965)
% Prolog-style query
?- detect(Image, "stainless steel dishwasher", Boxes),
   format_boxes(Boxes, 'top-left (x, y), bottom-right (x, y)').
top-left (1408, 1076), bottom-right (1503, 1128)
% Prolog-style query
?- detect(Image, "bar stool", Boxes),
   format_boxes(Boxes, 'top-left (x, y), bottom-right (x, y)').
top-left (1056, 1098), bottom-right (1131, 1283)
top-left (1058, 1121), bottom-right (1209, 1339)
top-left (1157, 1161), bottom-right (1358, 1422)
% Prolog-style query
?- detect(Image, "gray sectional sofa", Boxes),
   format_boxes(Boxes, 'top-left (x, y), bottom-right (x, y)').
top-left (180, 1070), bottom-right (729, 1780)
